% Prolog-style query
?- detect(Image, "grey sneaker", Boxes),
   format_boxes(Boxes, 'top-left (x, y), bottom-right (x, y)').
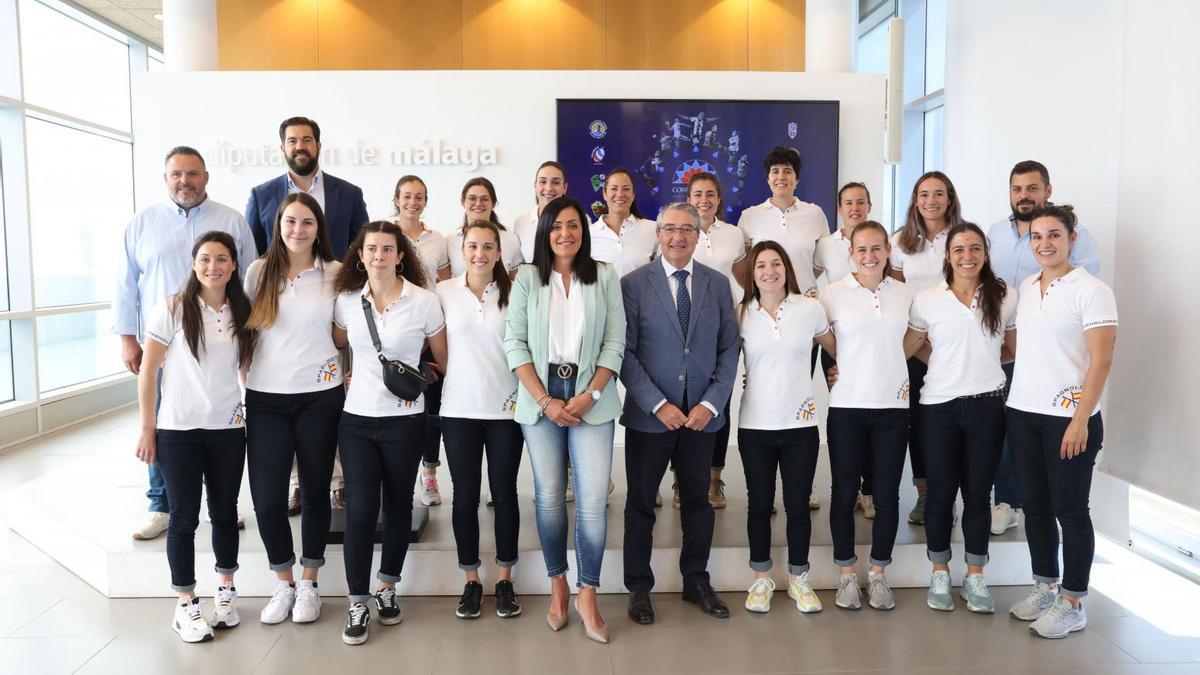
top-left (960, 574), bottom-right (995, 613)
top-left (926, 570), bottom-right (954, 611)
top-left (867, 571), bottom-right (895, 610)
top-left (1029, 596), bottom-right (1086, 639)
top-left (835, 573), bottom-right (861, 610)
top-left (1009, 581), bottom-right (1058, 621)
top-left (908, 492), bottom-right (927, 525)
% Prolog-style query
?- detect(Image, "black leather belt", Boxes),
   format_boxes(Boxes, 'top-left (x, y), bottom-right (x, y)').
top-left (963, 388), bottom-right (1006, 400)
top-left (551, 363), bottom-right (577, 380)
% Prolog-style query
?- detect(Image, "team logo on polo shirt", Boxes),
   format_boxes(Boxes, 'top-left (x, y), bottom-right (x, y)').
top-left (896, 379), bottom-right (911, 401)
top-left (672, 159), bottom-right (715, 186)
top-left (502, 387), bottom-right (519, 413)
top-left (1053, 386), bottom-right (1084, 410)
top-left (589, 120), bottom-right (608, 139)
top-left (794, 398), bottom-right (817, 423)
top-left (591, 146), bottom-right (606, 164)
top-left (317, 357), bottom-right (338, 383)
top-left (397, 399), bottom-right (416, 409)
top-left (228, 403), bottom-right (245, 426)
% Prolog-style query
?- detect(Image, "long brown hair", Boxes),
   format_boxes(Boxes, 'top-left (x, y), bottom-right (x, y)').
top-left (942, 223), bottom-right (1007, 336)
top-left (460, 177), bottom-right (504, 230)
top-left (739, 240), bottom-right (803, 320)
top-left (849, 220), bottom-right (895, 279)
top-left (602, 167), bottom-right (644, 219)
top-left (173, 231), bottom-right (255, 367)
top-left (686, 171), bottom-right (725, 216)
top-left (897, 171), bottom-right (964, 254)
top-left (461, 220), bottom-right (512, 308)
top-left (246, 192), bottom-right (334, 331)
top-left (334, 221), bottom-right (428, 293)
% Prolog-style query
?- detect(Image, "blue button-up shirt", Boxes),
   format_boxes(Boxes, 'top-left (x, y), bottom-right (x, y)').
top-left (113, 198), bottom-right (258, 338)
top-left (987, 214), bottom-right (1101, 288)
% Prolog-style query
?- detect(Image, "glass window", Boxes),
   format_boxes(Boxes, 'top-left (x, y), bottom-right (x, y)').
top-left (0, 160), bottom-right (8, 311)
top-left (36, 309), bottom-right (121, 392)
top-left (855, 19), bottom-right (890, 75)
top-left (0, 321), bottom-right (12, 403)
top-left (19, 0), bottom-right (132, 132)
top-left (924, 0), bottom-right (946, 94)
top-left (25, 116), bottom-right (133, 308)
top-left (923, 106), bottom-right (943, 171)
top-left (148, 55), bottom-right (165, 73)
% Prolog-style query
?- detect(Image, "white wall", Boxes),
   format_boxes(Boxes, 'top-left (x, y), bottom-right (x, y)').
top-left (131, 71), bottom-right (885, 238)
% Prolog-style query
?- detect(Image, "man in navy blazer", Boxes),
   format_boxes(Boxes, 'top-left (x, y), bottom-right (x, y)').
top-left (620, 202), bottom-right (740, 624)
top-left (245, 116), bottom-right (369, 258)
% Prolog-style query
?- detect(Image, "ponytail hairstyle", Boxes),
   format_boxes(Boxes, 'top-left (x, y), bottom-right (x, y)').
top-left (942, 223), bottom-right (1007, 336)
top-left (849, 220), bottom-right (895, 279)
top-left (602, 167), bottom-right (644, 219)
top-left (738, 240), bottom-right (802, 321)
top-left (334, 221), bottom-right (428, 293)
top-left (1029, 203), bottom-right (1077, 236)
top-left (837, 181), bottom-right (872, 205)
top-left (392, 174), bottom-right (428, 217)
top-left (175, 230), bottom-right (256, 367)
top-left (459, 177), bottom-right (504, 230)
top-left (247, 192), bottom-right (334, 332)
top-left (898, 171), bottom-right (964, 254)
top-left (462, 219), bottom-right (512, 308)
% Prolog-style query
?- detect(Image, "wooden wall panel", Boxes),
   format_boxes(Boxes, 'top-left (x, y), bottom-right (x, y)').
top-left (317, 0), bottom-right (463, 70)
top-left (462, 0), bottom-right (605, 70)
top-left (217, 0), bottom-right (319, 71)
top-left (604, 0), bottom-right (748, 71)
top-left (748, 0), bottom-right (806, 72)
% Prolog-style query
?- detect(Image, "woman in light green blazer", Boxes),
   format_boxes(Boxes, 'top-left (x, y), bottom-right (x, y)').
top-left (504, 195), bottom-right (624, 643)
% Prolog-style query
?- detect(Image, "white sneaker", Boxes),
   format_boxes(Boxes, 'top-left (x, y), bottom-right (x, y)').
top-left (867, 571), bottom-right (895, 610)
top-left (1009, 581), bottom-right (1058, 621)
top-left (172, 598), bottom-right (213, 643)
top-left (260, 581), bottom-right (296, 625)
top-left (292, 580), bottom-right (321, 623)
top-left (991, 503), bottom-right (1019, 535)
top-left (420, 474), bottom-right (442, 506)
top-left (744, 577), bottom-right (775, 613)
top-left (212, 585), bottom-right (240, 629)
top-left (788, 572), bottom-right (822, 613)
top-left (132, 512), bottom-right (170, 541)
top-left (1029, 596), bottom-right (1087, 639)
top-left (835, 573), bottom-right (861, 610)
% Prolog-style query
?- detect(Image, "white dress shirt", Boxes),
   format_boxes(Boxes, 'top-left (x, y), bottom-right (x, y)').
top-left (286, 169), bottom-right (326, 215)
top-left (547, 271), bottom-right (585, 365)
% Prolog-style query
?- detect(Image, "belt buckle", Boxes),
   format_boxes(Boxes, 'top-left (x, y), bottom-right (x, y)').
top-left (556, 364), bottom-right (573, 379)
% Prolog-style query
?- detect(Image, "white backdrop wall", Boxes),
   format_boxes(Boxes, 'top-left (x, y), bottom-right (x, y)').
top-left (132, 71), bottom-right (885, 239)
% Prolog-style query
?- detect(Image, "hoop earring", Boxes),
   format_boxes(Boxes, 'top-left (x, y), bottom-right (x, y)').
top-left (397, 261), bottom-right (405, 274)
top-left (356, 261), bottom-right (365, 272)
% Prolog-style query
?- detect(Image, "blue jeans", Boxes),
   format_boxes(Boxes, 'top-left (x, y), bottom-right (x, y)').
top-left (147, 369), bottom-right (168, 513)
top-left (520, 368), bottom-right (614, 587)
top-left (992, 362), bottom-right (1023, 508)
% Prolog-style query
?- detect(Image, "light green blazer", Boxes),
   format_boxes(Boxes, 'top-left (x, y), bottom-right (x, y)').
top-left (503, 263), bottom-right (626, 426)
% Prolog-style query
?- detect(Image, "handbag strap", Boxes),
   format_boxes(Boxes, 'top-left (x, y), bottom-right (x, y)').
top-left (360, 296), bottom-right (389, 365)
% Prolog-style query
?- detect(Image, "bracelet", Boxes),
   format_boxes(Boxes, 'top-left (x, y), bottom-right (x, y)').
top-left (537, 394), bottom-right (553, 410)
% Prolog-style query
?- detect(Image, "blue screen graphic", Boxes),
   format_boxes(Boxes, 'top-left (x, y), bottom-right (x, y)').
top-left (556, 99), bottom-right (840, 228)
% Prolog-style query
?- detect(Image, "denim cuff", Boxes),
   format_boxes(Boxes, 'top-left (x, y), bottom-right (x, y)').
top-left (214, 563), bottom-right (239, 576)
top-left (377, 571), bottom-right (402, 584)
top-left (834, 554), bottom-right (858, 567)
top-left (496, 556), bottom-right (518, 568)
top-left (576, 578), bottom-right (600, 589)
top-left (545, 563), bottom-right (569, 579)
top-left (1033, 573), bottom-right (1060, 586)
top-left (964, 551), bottom-right (990, 567)
top-left (269, 556), bottom-right (297, 573)
top-left (1059, 586), bottom-right (1088, 599)
top-left (927, 548), bottom-right (952, 564)
top-left (459, 560), bottom-right (482, 571)
top-left (787, 562), bottom-right (810, 576)
top-left (348, 594), bottom-right (372, 603)
top-left (300, 556), bottom-right (325, 569)
top-left (422, 460), bottom-right (441, 469)
top-left (869, 556), bottom-right (892, 568)
top-left (172, 581), bottom-right (197, 593)
top-left (749, 558), bottom-right (772, 573)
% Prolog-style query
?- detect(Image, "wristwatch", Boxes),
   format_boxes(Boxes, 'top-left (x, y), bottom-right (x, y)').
top-left (585, 386), bottom-right (602, 401)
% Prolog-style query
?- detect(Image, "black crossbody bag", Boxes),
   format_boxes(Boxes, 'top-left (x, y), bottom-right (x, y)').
top-left (361, 296), bottom-right (431, 402)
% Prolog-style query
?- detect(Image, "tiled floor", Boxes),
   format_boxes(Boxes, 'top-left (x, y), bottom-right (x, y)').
top-left (3, 410), bottom-right (1200, 674)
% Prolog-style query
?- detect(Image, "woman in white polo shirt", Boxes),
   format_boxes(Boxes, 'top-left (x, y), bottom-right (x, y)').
top-left (902, 223), bottom-right (1016, 614)
top-left (512, 160), bottom-right (569, 265)
top-left (243, 193), bottom-right (343, 626)
top-left (686, 171), bottom-right (747, 509)
top-left (1005, 205), bottom-right (1117, 640)
top-left (331, 221), bottom-right (448, 646)
top-left (437, 221), bottom-right (525, 621)
top-left (890, 171), bottom-right (968, 526)
top-left (821, 221), bottom-right (914, 611)
top-left (134, 230), bottom-right (256, 644)
top-left (392, 174), bottom-right (450, 506)
top-left (446, 177), bottom-right (524, 276)
top-left (590, 168), bottom-right (657, 277)
top-left (738, 241), bottom-right (836, 615)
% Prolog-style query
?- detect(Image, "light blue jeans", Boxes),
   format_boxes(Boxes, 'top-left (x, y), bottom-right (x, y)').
top-left (521, 376), bottom-right (614, 587)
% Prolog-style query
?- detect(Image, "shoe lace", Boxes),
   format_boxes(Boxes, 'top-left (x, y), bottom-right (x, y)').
top-left (1043, 597), bottom-right (1073, 622)
top-left (349, 603), bottom-right (369, 626)
top-left (377, 588), bottom-right (397, 608)
top-left (838, 575), bottom-right (857, 593)
top-left (425, 476), bottom-right (440, 492)
top-left (931, 572), bottom-right (951, 594)
top-left (964, 575), bottom-right (988, 596)
top-left (216, 586), bottom-right (235, 606)
top-left (296, 584), bottom-right (317, 601)
top-left (750, 578), bottom-right (773, 595)
top-left (1028, 584), bottom-right (1055, 606)
top-left (184, 600), bottom-right (204, 620)
top-left (714, 479), bottom-right (726, 497)
top-left (869, 575), bottom-right (891, 597)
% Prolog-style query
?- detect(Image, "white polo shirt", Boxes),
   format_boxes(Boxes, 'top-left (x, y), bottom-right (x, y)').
top-left (908, 282), bottom-right (1017, 405)
top-left (244, 258), bottom-right (342, 394)
top-left (814, 229), bottom-right (856, 286)
top-left (445, 228), bottom-right (525, 277)
top-left (146, 296), bottom-right (245, 431)
top-left (821, 274), bottom-right (914, 409)
top-left (889, 228), bottom-right (949, 292)
top-left (1007, 268), bottom-right (1118, 418)
top-left (738, 294), bottom-right (830, 430)
top-left (334, 281), bottom-right (445, 417)
top-left (692, 219), bottom-right (747, 301)
top-left (590, 216), bottom-right (658, 277)
top-left (512, 208), bottom-right (538, 264)
top-left (737, 198), bottom-right (829, 297)
top-left (436, 276), bottom-right (519, 419)
top-left (402, 225), bottom-right (450, 290)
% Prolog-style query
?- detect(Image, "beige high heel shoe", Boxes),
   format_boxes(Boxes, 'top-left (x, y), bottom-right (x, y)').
top-left (547, 578), bottom-right (569, 632)
top-left (574, 598), bottom-right (609, 644)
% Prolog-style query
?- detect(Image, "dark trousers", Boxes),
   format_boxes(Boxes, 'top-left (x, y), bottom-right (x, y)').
top-left (906, 357), bottom-right (928, 486)
top-left (822, 350), bottom-right (871, 496)
top-left (992, 362), bottom-right (1023, 507)
top-left (156, 428), bottom-right (246, 592)
top-left (421, 347), bottom-right (443, 468)
top-left (709, 400), bottom-right (733, 470)
top-left (339, 412), bottom-right (426, 600)
top-left (1007, 408), bottom-right (1103, 598)
top-left (739, 427), bottom-right (820, 574)
top-left (624, 426), bottom-right (716, 591)
top-left (441, 417), bottom-right (523, 569)
top-left (919, 396), bottom-right (1006, 565)
top-left (246, 385), bottom-right (344, 571)
top-left (827, 407), bottom-right (909, 566)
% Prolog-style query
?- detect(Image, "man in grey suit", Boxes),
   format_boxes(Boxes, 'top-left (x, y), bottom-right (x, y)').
top-left (620, 202), bottom-right (741, 624)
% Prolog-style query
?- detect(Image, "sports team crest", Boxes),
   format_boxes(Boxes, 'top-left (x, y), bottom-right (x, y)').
top-left (589, 120), bottom-right (608, 139)
top-left (673, 159), bottom-right (716, 186)
top-left (1053, 386), bottom-right (1084, 410)
top-left (795, 397), bottom-right (818, 423)
top-left (897, 379), bottom-right (910, 402)
top-left (787, 122), bottom-right (798, 139)
top-left (317, 357), bottom-right (338, 383)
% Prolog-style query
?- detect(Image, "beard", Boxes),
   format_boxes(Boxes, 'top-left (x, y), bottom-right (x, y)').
top-left (286, 150), bottom-right (318, 176)
top-left (1011, 200), bottom-right (1038, 222)
top-left (172, 186), bottom-right (204, 209)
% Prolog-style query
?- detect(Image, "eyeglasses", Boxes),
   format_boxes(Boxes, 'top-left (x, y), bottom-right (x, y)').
top-left (465, 195), bottom-right (493, 204)
top-left (660, 226), bottom-right (697, 236)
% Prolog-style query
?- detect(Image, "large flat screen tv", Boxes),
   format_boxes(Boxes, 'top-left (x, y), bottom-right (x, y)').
top-left (556, 99), bottom-right (839, 227)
